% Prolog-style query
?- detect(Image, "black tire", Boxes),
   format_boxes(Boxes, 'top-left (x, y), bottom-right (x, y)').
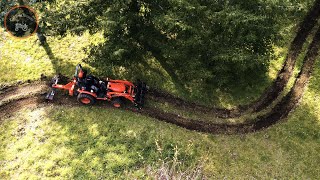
top-left (112, 98), bottom-right (123, 108)
top-left (73, 89), bottom-right (79, 96)
top-left (77, 93), bottom-right (96, 105)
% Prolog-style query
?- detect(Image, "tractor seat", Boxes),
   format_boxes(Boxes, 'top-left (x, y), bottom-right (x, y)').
top-left (77, 69), bottom-right (87, 88)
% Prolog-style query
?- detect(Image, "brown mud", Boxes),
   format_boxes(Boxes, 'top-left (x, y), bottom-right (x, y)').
top-left (0, 82), bottom-right (47, 102)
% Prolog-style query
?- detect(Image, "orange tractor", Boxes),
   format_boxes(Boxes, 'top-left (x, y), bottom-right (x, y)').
top-left (46, 64), bottom-right (147, 108)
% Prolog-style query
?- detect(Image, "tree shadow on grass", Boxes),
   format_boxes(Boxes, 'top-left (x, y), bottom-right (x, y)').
top-left (33, 105), bottom-right (200, 179)
top-left (41, 41), bottom-right (59, 73)
top-left (40, 41), bottom-right (76, 76)
top-left (1, 97), bottom-right (319, 179)
top-left (111, 57), bottom-right (273, 107)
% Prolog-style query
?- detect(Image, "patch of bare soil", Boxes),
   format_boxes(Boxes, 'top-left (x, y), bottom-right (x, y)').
top-left (0, 97), bottom-right (43, 120)
top-left (0, 82), bottom-right (47, 103)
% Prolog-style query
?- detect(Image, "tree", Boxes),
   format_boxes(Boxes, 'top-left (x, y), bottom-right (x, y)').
top-left (2, 0), bottom-right (315, 91)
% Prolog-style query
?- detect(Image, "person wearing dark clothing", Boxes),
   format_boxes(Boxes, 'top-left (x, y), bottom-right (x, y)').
top-left (84, 75), bottom-right (107, 98)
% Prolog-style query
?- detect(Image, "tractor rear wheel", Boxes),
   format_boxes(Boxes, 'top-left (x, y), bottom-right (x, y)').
top-left (112, 98), bottom-right (123, 108)
top-left (77, 93), bottom-right (95, 105)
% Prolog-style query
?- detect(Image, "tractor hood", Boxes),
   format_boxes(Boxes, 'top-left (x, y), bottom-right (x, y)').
top-left (108, 82), bottom-right (126, 92)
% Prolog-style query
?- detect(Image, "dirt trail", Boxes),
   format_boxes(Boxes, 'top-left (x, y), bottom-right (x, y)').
top-left (142, 26), bottom-right (320, 134)
top-left (3, 25), bottom-right (319, 134)
top-left (1, 27), bottom-right (319, 134)
top-left (149, 0), bottom-right (320, 118)
top-left (0, 82), bottom-right (48, 106)
top-left (0, 97), bottom-right (42, 118)
top-left (0, 2), bottom-right (320, 134)
top-left (1, 26), bottom-right (320, 134)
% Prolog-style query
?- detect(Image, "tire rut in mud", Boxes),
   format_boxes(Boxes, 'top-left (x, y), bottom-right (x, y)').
top-left (0, 82), bottom-right (47, 102)
top-left (140, 26), bottom-right (320, 134)
top-left (149, 0), bottom-right (320, 119)
top-left (0, 96), bottom-right (44, 120)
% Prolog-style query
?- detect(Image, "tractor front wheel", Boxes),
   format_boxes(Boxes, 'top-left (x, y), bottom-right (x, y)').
top-left (77, 93), bottom-right (95, 105)
top-left (112, 98), bottom-right (123, 108)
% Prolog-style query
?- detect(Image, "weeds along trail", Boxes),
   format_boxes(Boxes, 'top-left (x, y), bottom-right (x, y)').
top-left (149, 0), bottom-right (320, 119)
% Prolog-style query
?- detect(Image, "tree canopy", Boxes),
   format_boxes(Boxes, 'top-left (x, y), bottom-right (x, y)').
top-left (1, 0), bottom-right (315, 89)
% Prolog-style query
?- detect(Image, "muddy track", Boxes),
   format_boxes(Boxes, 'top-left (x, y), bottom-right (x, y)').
top-left (1, 26), bottom-right (319, 134)
top-left (0, 96), bottom-right (43, 119)
top-left (0, 82), bottom-right (47, 101)
top-left (143, 27), bottom-right (320, 134)
top-left (149, 0), bottom-right (320, 118)
top-left (0, 2), bottom-right (320, 134)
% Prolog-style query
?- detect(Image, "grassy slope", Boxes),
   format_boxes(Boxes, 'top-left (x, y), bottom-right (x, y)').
top-left (0, 86), bottom-right (319, 179)
top-left (0, 25), bottom-right (320, 178)
top-left (0, 28), bottom-right (104, 84)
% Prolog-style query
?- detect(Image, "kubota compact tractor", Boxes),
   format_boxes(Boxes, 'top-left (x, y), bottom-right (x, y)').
top-left (46, 64), bottom-right (147, 108)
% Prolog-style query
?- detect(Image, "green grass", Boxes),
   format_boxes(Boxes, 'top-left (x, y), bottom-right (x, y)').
top-left (0, 90), bottom-right (320, 179)
top-left (1, 18), bottom-right (320, 179)
top-left (0, 28), bottom-right (104, 84)
top-left (1, 56), bottom-right (319, 179)
top-left (0, 106), bottom-right (200, 179)
top-left (1, 55), bottom-right (320, 178)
